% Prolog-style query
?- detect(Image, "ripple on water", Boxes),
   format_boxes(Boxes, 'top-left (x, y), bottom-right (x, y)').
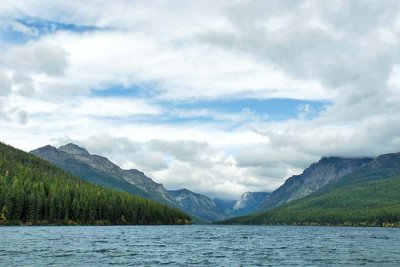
top-left (1, 225), bottom-right (400, 266)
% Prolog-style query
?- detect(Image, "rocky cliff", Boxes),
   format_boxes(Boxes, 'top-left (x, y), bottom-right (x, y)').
top-left (259, 157), bottom-right (373, 210)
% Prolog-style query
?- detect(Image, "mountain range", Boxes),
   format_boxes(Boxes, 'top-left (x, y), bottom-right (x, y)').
top-left (31, 144), bottom-right (267, 223)
top-left (258, 157), bottom-right (373, 210)
top-left (221, 152), bottom-right (400, 226)
top-left (32, 143), bottom-right (400, 226)
top-left (0, 142), bottom-right (190, 225)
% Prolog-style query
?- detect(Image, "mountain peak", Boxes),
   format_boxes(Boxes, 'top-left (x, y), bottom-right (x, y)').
top-left (41, 145), bottom-right (58, 151)
top-left (58, 143), bottom-right (90, 156)
top-left (30, 145), bottom-right (61, 156)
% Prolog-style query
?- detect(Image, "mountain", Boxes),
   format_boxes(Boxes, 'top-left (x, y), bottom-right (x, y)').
top-left (259, 157), bottom-right (373, 210)
top-left (0, 141), bottom-right (191, 225)
top-left (169, 189), bottom-right (229, 222)
top-left (31, 144), bottom-right (177, 206)
top-left (230, 192), bottom-right (270, 216)
top-left (221, 177), bottom-right (400, 226)
top-left (213, 192), bottom-right (270, 217)
top-left (320, 152), bottom-right (400, 191)
top-left (31, 143), bottom-right (230, 223)
top-left (220, 152), bottom-right (400, 226)
top-left (213, 198), bottom-right (236, 214)
top-left (168, 189), bottom-right (271, 221)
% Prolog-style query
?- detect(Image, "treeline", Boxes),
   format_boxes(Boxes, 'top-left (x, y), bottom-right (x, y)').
top-left (0, 142), bottom-right (191, 225)
top-left (220, 177), bottom-right (400, 227)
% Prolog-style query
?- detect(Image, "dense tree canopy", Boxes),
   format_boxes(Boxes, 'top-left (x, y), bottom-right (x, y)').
top-left (0, 142), bottom-right (191, 225)
top-left (220, 177), bottom-right (400, 226)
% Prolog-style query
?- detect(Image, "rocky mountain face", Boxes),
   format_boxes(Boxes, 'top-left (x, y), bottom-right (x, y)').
top-left (168, 189), bottom-right (229, 222)
top-left (230, 192), bottom-right (270, 216)
top-left (31, 144), bottom-right (178, 206)
top-left (259, 157), bottom-right (373, 210)
top-left (320, 152), bottom-right (400, 192)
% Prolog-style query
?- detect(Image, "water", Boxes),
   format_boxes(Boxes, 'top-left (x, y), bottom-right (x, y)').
top-left (0, 225), bottom-right (399, 266)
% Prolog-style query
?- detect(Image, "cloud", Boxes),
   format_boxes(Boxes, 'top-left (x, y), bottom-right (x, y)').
top-left (147, 140), bottom-right (211, 162)
top-left (19, 30), bottom-right (327, 103)
top-left (11, 72), bottom-right (35, 96)
top-left (1, 1), bottom-right (400, 200)
top-left (0, 98), bottom-right (29, 124)
top-left (70, 97), bottom-right (162, 118)
top-left (202, 0), bottom-right (400, 113)
top-left (48, 134), bottom-right (282, 199)
top-left (0, 71), bottom-right (12, 96)
top-left (4, 40), bottom-right (69, 76)
top-left (54, 135), bottom-right (169, 172)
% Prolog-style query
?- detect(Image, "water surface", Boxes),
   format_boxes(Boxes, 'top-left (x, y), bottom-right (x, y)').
top-left (1, 225), bottom-right (399, 266)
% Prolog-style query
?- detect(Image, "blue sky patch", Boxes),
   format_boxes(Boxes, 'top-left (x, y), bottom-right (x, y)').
top-left (91, 85), bottom-right (329, 124)
top-left (0, 17), bottom-right (99, 44)
top-left (90, 83), bottom-right (160, 99)
top-left (163, 98), bottom-right (328, 121)
top-left (16, 17), bottom-right (99, 34)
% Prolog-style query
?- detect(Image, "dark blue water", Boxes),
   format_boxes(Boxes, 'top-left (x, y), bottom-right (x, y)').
top-left (0, 225), bottom-right (399, 266)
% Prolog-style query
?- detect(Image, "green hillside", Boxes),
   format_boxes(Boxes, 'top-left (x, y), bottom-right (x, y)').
top-left (0, 142), bottom-right (191, 225)
top-left (221, 176), bottom-right (400, 226)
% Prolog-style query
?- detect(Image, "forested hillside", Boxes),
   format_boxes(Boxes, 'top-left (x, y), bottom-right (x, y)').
top-left (0, 142), bottom-right (191, 225)
top-left (31, 144), bottom-right (177, 206)
top-left (220, 177), bottom-right (400, 226)
top-left (220, 152), bottom-right (400, 226)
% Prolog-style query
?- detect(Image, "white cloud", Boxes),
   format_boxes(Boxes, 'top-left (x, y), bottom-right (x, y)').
top-left (20, 30), bottom-right (329, 102)
top-left (1, 0), bottom-right (400, 200)
top-left (3, 40), bottom-right (69, 76)
top-left (0, 71), bottom-right (12, 96)
top-left (70, 97), bottom-right (161, 117)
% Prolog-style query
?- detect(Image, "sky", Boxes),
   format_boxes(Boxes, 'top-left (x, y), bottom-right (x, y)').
top-left (1, 0), bottom-right (400, 199)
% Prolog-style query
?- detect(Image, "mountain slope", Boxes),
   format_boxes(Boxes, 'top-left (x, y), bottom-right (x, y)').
top-left (169, 189), bottom-right (228, 222)
top-left (221, 152), bottom-right (400, 226)
top-left (230, 192), bottom-right (270, 216)
top-left (213, 198), bottom-right (236, 215)
top-left (319, 152), bottom-right (400, 192)
top-left (31, 145), bottom-right (153, 198)
top-left (259, 157), bottom-right (373, 210)
top-left (0, 142), bottom-right (191, 225)
top-left (221, 176), bottom-right (400, 226)
top-left (31, 144), bottom-right (177, 206)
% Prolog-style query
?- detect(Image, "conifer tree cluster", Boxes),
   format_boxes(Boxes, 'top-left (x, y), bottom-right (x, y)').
top-left (0, 142), bottom-right (191, 225)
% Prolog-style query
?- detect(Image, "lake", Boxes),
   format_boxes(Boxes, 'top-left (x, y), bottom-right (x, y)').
top-left (1, 225), bottom-right (399, 266)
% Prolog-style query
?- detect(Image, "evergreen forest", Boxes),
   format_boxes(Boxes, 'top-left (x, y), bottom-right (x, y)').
top-left (220, 176), bottom-right (400, 226)
top-left (0, 142), bottom-right (191, 225)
